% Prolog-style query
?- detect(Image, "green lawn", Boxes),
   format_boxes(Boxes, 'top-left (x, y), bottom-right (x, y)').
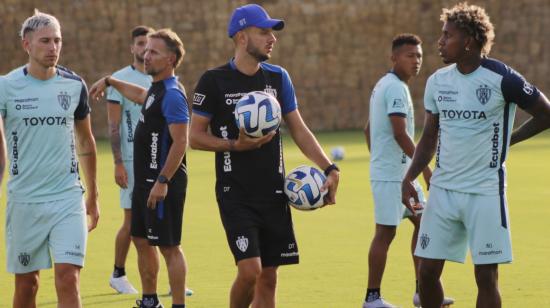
top-left (0, 130), bottom-right (549, 307)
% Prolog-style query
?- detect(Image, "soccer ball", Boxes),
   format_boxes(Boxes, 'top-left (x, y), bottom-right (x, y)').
top-left (330, 146), bottom-right (345, 161)
top-left (284, 165), bottom-right (328, 211)
top-left (234, 91), bottom-right (282, 137)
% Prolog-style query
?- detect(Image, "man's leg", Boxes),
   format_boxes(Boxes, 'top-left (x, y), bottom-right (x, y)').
top-left (14, 271), bottom-right (40, 308)
top-left (230, 257), bottom-right (262, 308)
top-left (132, 236), bottom-right (160, 294)
top-left (367, 224), bottom-right (397, 289)
top-left (251, 266), bottom-right (278, 308)
top-left (159, 245), bottom-right (187, 305)
top-left (408, 215), bottom-right (421, 279)
top-left (54, 263), bottom-right (82, 308)
top-left (114, 209), bottom-right (132, 269)
top-left (418, 257), bottom-right (445, 308)
top-left (475, 264), bottom-right (501, 308)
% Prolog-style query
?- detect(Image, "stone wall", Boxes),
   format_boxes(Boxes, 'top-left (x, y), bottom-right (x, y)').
top-left (1, 0), bottom-right (548, 137)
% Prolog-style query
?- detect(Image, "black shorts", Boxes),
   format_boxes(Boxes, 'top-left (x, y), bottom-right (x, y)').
top-left (217, 198), bottom-right (299, 267)
top-left (131, 181), bottom-right (187, 246)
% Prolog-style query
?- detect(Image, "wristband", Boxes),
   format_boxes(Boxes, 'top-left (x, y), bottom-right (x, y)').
top-left (324, 163), bottom-right (340, 176)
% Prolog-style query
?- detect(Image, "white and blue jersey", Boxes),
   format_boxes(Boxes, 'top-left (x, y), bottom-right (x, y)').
top-left (424, 58), bottom-right (540, 196)
top-left (369, 72), bottom-right (415, 181)
top-left (0, 66), bottom-right (90, 203)
top-left (106, 65), bottom-right (152, 162)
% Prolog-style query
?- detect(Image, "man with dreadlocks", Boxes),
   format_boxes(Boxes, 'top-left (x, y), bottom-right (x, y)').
top-left (401, 2), bottom-right (550, 308)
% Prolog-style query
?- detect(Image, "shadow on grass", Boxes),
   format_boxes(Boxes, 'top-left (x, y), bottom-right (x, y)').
top-left (39, 292), bottom-right (138, 306)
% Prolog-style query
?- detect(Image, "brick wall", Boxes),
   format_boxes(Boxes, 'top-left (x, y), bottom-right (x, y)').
top-left (1, 0), bottom-right (548, 137)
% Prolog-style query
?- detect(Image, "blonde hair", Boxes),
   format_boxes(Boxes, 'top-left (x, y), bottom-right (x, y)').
top-left (149, 28), bottom-right (185, 68)
top-left (20, 9), bottom-right (61, 38)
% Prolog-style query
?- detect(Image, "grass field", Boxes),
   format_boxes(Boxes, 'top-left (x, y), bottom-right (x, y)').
top-left (0, 130), bottom-right (549, 307)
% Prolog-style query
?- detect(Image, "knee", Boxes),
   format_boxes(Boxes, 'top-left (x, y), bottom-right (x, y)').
top-left (418, 262), bottom-right (440, 282)
top-left (56, 269), bottom-right (79, 292)
top-left (258, 269), bottom-right (277, 291)
top-left (16, 273), bottom-right (40, 295)
top-left (475, 265), bottom-right (498, 289)
top-left (159, 245), bottom-right (183, 261)
top-left (237, 264), bottom-right (262, 287)
top-left (373, 226), bottom-right (396, 244)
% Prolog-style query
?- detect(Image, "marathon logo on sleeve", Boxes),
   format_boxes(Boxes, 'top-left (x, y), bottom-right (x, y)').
top-left (193, 93), bottom-right (206, 105)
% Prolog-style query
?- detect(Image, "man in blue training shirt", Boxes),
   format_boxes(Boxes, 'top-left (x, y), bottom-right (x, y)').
top-left (91, 29), bottom-right (189, 308)
top-left (0, 10), bottom-right (99, 308)
top-left (402, 3), bottom-right (550, 308)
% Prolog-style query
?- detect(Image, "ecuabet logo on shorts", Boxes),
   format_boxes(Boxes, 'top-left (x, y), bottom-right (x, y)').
top-left (236, 236), bottom-right (249, 252)
top-left (58, 91), bottom-right (71, 110)
top-left (18, 252), bottom-right (30, 266)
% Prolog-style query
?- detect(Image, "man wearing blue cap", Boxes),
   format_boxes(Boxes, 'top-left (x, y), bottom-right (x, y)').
top-left (190, 4), bottom-right (340, 308)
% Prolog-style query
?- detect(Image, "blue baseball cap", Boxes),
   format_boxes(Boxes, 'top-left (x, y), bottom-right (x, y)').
top-left (228, 4), bottom-right (285, 38)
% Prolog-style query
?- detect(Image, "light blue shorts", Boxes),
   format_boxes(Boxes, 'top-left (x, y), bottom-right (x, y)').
top-left (119, 160), bottom-right (134, 209)
top-left (5, 195), bottom-right (87, 273)
top-left (414, 185), bottom-right (512, 264)
top-left (371, 180), bottom-right (425, 226)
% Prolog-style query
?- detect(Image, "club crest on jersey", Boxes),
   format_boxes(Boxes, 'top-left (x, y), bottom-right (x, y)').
top-left (57, 91), bottom-right (71, 110)
top-left (420, 233), bottom-right (430, 249)
top-left (476, 85), bottom-right (491, 105)
top-left (264, 85), bottom-right (277, 98)
top-left (236, 236), bottom-right (249, 252)
top-left (18, 252), bottom-right (30, 266)
top-left (145, 94), bottom-right (155, 109)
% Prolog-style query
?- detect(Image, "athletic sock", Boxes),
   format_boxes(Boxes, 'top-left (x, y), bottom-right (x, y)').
top-left (365, 288), bottom-right (381, 302)
top-left (113, 265), bottom-right (126, 278)
top-left (141, 294), bottom-right (160, 307)
top-left (416, 279), bottom-right (419, 293)
top-left (172, 305), bottom-right (185, 308)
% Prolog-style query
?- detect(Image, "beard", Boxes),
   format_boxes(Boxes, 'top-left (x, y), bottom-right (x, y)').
top-left (135, 54), bottom-right (145, 63)
top-left (246, 43), bottom-right (269, 62)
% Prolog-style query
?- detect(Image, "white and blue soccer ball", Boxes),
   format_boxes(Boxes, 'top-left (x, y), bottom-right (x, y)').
top-left (284, 165), bottom-right (328, 211)
top-left (330, 146), bottom-right (345, 161)
top-left (234, 91), bottom-right (282, 137)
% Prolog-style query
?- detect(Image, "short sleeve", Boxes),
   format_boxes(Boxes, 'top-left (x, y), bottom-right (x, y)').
top-left (385, 82), bottom-right (408, 117)
top-left (501, 68), bottom-right (540, 110)
top-left (162, 89), bottom-right (189, 124)
top-left (192, 72), bottom-right (216, 118)
top-left (280, 68), bottom-right (298, 114)
top-left (423, 75), bottom-right (438, 114)
top-left (74, 81), bottom-right (91, 120)
top-left (106, 86), bottom-right (123, 104)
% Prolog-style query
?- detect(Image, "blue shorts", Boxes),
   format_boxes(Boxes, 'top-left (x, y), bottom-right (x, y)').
top-left (6, 195), bottom-right (87, 273)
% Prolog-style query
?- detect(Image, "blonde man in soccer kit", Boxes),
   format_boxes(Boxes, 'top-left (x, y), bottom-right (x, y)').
top-left (1, 10), bottom-right (98, 308)
top-left (402, 3), bottom-right (550, 307)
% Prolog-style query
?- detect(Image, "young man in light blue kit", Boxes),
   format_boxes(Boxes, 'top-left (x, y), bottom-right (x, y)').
top-left (1, 10), bottom-right (99, 308)
top-left (107, 24), bottom-right (154, 295)
top-left (402, 3), bottom-right (550, 307)
top-left (363, 34), bottom-right (453, 308)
